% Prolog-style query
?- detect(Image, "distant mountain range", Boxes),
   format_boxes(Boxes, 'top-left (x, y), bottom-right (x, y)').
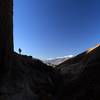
top-left (44, 55), bottom-right (73, 66)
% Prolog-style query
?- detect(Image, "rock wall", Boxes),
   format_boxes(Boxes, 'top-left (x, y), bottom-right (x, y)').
top-left (0, 0), bottom-right (13, 62)
top-left (0, 0), bottom-right (13, 78)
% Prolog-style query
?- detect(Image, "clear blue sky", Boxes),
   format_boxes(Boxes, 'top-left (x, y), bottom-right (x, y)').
top-left (14, 0), bottom-right (100, 59)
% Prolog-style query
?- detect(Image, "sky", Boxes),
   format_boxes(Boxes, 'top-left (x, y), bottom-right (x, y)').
top-left (14, 0), bottom-right (100, 60)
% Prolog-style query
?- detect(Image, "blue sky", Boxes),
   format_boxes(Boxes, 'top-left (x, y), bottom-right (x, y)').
top-left (14, 0), bottom-right (100, 59)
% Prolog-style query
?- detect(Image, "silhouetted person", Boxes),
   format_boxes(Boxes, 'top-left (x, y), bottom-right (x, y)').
top-left (18, 48), bottom-right (22, 54)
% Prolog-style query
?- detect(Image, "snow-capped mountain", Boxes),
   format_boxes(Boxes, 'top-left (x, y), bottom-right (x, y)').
top-left (44, 55), bottom-right (73, 66)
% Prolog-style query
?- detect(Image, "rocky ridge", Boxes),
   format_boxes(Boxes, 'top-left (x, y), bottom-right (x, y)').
top-left (0, 44), bottom-right (100, 100)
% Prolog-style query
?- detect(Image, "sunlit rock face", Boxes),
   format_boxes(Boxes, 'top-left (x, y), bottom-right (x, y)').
top-left (87, 44), bottom-right (100, 53)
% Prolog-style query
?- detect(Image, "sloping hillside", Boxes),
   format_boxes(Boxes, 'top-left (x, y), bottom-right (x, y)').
top-left (0, 53), bottom-right (60, 100)
top-left (0, 45), bottom-right (100, 100)
top-left (55, 44), bottom-right (100, 100)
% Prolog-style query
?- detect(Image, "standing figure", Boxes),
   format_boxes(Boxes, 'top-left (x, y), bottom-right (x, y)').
top-left (18, 48), bottom-right (22, 54)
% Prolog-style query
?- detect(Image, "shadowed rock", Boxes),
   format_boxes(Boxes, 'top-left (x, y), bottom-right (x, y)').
top-left (0, 53), bottom-right (60, 100)
top-left (55, 45), bottom-right (100, 100)
top-left (0, 0), bottom-right (13, 77)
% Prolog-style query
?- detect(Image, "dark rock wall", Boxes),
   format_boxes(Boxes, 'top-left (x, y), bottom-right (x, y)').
top-left (0, 0), bottom-right (13, 85)
top-left (0, 0), bottom-right (13, 63)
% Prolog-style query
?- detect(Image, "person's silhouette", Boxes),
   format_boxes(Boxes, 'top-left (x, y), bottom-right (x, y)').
top-left (18, 48), bottom-right (22, 54)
